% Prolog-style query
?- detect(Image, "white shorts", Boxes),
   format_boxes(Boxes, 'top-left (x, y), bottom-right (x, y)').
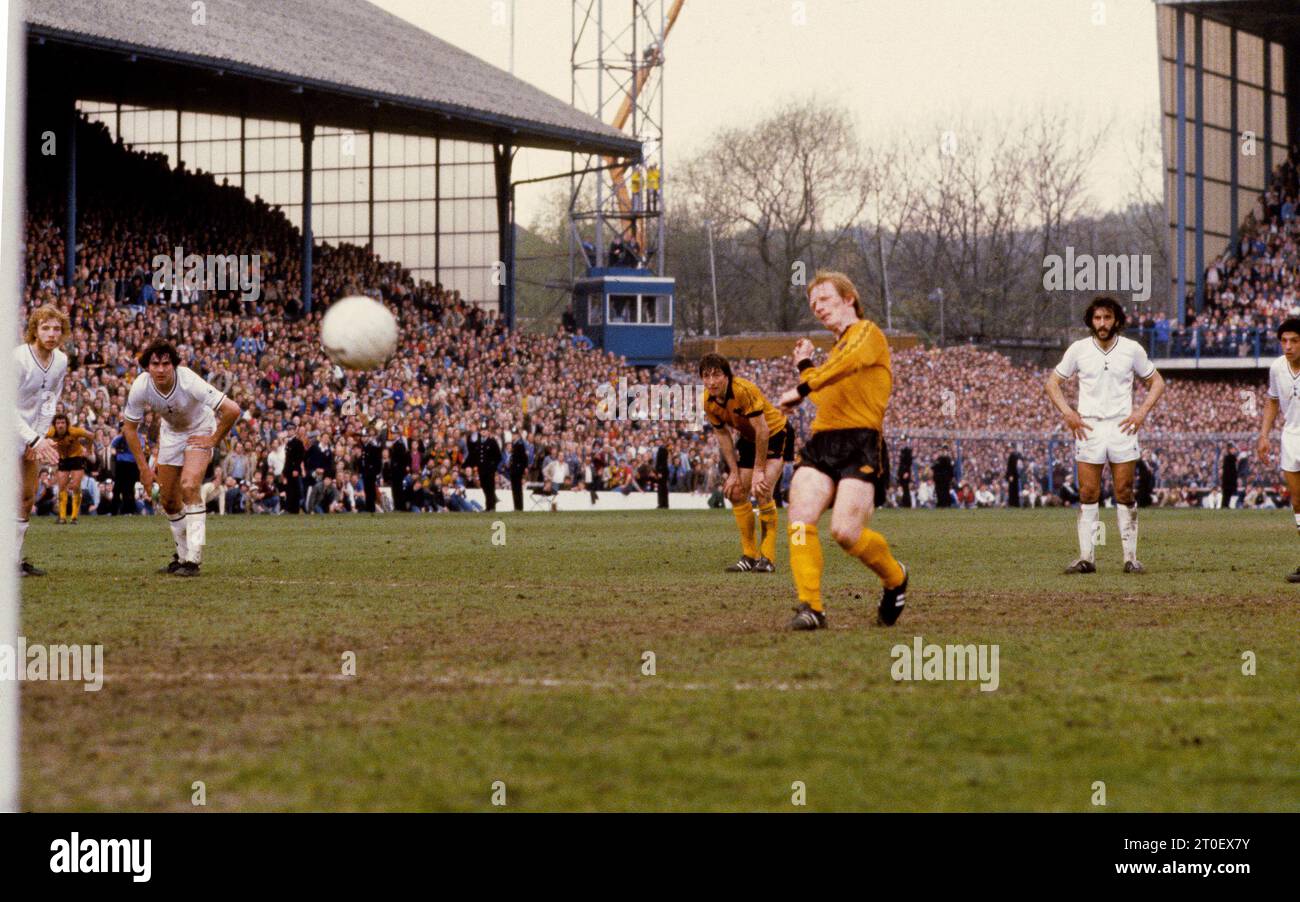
top-left (1074, 415), bottom-right (1139, 466)
top-left (1282, 431), bottom-right (1300, 473)
top-left (157, 421), bottom-right (216, 468)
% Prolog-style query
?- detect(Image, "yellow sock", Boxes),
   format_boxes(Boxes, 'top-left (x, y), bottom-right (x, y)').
top-left (71, 489), bottom-right (82, 521)
top-left (847, 528), bottom-right (905, 588)
top-left (758, 501), bottom-right (778, 561)
top-left (788, 521), bottom-right (824, 611)
top-left (732, 501), bottom-right (759, 559)
top-left (58, 490), bottom-right (68, 520)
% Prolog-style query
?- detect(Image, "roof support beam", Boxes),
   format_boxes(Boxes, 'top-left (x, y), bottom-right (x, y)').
top-left (1176, 8), bottom-right (1188, 326)
top-left (368, 128), bottom-right (375, 255)
top-left (1194, 13), bottom-right (1205, 315)
top-left (301, 118), bottom-right (314, 314)
top-left (1264, 39), bottom-right (1273, 178)
top-left (1229, 25), bottom-right (1238, 249)
top-left (64, 94), bottom-right (76, 291)
top-left (494, 142), bottom-right (514, 327)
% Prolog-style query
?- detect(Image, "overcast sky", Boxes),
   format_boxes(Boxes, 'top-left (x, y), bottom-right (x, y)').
top-left (372, 0), bottom-right (1163, 224)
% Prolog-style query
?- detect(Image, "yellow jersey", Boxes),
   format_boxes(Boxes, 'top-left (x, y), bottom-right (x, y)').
top-left (703, 376), bottom-right (787, 441)
top-left (46, 425), bottom-right (93, 460)
top-left (796, 319), bottom-right (891, 433)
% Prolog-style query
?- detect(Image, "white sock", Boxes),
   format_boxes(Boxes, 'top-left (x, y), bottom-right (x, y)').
top-left (17, 518), bottom-right (28, 558)
top-left (1077, 503), bottom-right (1099, 563)
top-left (184, 503), bottom-right (206, 564)
top-left (168, 511), bottom-right (189, 561)
top-left (1293, 512), bottom-right (1300, 531)
top-left (1117, 503), bottom-right (1138, 563)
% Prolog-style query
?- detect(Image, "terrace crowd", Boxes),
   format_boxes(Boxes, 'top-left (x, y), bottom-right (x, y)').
top-left (19, 115), bottom-right (1288, 517)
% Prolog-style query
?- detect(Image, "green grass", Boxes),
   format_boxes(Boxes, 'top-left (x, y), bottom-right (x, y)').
top-left (16, 507), bottom-right (1300, 811)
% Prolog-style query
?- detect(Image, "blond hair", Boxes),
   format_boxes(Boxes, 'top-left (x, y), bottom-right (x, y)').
top-left (807, 270), bottom-right (864, 318)
top-left (25, 304), bottom-right (70, 344)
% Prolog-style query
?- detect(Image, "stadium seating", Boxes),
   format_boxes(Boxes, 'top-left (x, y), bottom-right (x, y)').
top-left (21, 115), bottom-right (1285, 516)
top-left (1131, 147), bottom-right (1300, 361)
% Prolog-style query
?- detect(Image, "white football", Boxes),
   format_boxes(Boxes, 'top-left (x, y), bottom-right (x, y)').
top-left (320, 296), bottom-right (399, 370)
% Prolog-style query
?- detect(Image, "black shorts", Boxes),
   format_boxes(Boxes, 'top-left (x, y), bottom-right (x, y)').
top-left (736, 423), bottom-right (796, 469)
top-left (58, 456), bottom-right (87, 472)
top-left (796, 428), bottom-right (889, 495)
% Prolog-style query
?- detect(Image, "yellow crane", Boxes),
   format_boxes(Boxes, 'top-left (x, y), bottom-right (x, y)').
top-left (604, 0), bottom-right (685, 249)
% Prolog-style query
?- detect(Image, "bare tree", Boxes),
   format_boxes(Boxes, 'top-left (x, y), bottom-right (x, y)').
top-left (850, 141), bottom-right (924, 327)
top-left (1119, 113), bottom-right (1172, 312)
top-left (869, 111), bottom-right (1108, 343)
top-left (683, 99), bottom-right (870, 332)
top-left (889, 120), bottom-right (1034, 341)
top-left (524, 103), bottom-right (1140, 345)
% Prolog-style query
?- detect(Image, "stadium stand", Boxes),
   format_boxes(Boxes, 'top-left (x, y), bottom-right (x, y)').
top-left (23, 117), bottom-right (729, 515)
top-left (21, 117), bottom-right (1287, 518)
top-left (1134, 147), bottom-right (1300, 361)
top-left (722, 347), bottom-right (1276, 510)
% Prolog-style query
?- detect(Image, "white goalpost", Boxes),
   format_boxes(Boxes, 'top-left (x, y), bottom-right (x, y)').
top-left (0, 0), bottom-right (24, 813)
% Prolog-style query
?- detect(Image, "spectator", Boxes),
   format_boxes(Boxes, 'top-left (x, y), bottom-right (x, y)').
top-left (509, 432), bottom-right (528, 511)
top-left (1221, 443), bottom-right (1239, 510)
top-left (110, 427), bottom-right (140, 515)
top-left (283, 424), bottom-right (308, 514)
top-left (1006, 446), bottom-right (1022, 508)
top-left (225, 478), bottom-right (247, 514)
top-left (933, 448), bottom-right (955, 509)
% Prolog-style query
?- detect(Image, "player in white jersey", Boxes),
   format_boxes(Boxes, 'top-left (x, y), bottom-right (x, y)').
top-left (14, 305), bottom-right (70, 576)
top-left (121, 339), bottom-right (241, 577)
top-left (1046, 296), bottom-right (1166, 574)
top-left (1256, 317), bottom-right (1300, 583)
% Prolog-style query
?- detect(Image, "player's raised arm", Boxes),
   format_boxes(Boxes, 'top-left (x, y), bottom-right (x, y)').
top-left (796, 321), bottom-right (885, 396)
top-left (791, 338), bottom-right (815, 369)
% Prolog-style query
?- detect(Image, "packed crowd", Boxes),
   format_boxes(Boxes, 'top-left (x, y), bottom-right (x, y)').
top-left (722, 344), bottom-right (1278, 508)
top-left (24, 119), bottom-right (729, 515)
top-left (1130, 146), bottom-right (1300, 358)
top-left (19, 115), bottom-right (1287, 517)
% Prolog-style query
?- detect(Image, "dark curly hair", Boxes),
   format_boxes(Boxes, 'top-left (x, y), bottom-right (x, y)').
top-left (136, 338), bottom-right (181, 368)
top-left (1083, 296), bottom-right (1127, 333)
top-left (698, 353), bottom-right (733, 380)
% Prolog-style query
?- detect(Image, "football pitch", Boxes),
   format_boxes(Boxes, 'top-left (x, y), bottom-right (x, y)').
top-left (16, 507), bottom-right (1300, 812)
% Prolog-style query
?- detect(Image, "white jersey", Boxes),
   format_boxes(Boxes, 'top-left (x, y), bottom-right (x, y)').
top-left (15, 343), bottom-right (68, 446)
top-left (124, 366), bottom-right (225, 434)
top-left (1266, 355), bottom-right (1300, 435)
top-left (1054, 335), bottom-right (1156, 419)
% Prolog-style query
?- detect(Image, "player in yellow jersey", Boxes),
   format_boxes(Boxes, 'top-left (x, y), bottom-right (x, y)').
top-left (47, 413), bottom-right (94, 524)
top-left (700, 353), bottom-right (796, 573)
top-left (777, 271), bottom-right (908, 630)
